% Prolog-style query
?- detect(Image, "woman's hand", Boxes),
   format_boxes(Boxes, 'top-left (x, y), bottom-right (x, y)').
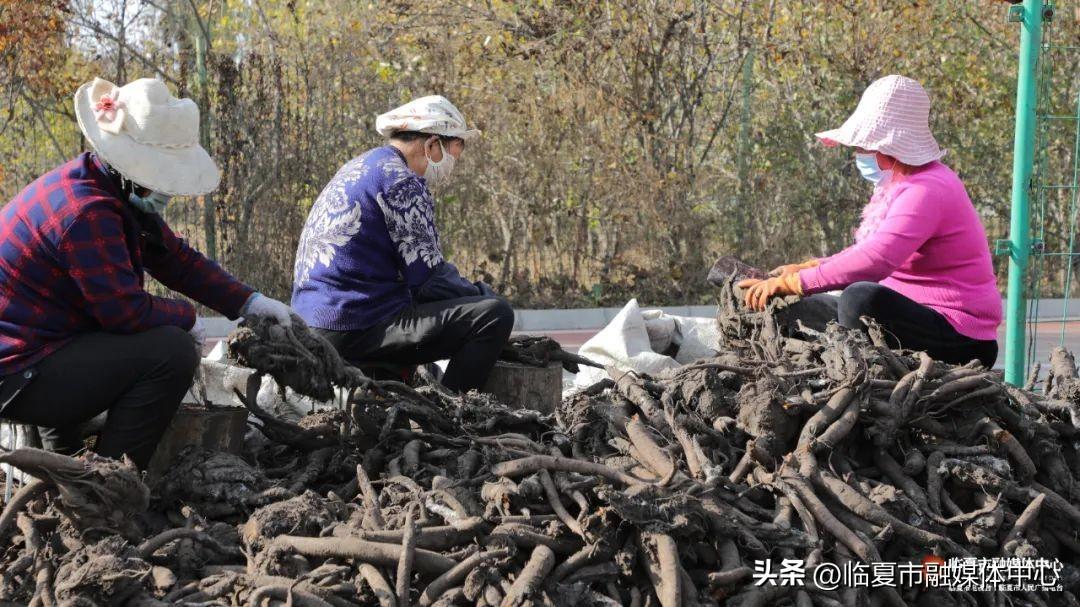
top-left (768, 259), bottom-right (820, 277)
top-left (242, 293), bottom-right (294, 327)
top-left (737, 274), bottom-right (804, 311)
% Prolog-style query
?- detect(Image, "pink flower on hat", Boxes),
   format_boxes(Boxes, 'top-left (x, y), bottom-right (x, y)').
top-left (76, 76), bottom-right (219, 195)
top-left (94, 91), bottom-right (124, 124)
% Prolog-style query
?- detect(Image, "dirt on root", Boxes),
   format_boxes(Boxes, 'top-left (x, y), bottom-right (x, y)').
top-left (241, 490), bottom-right (342, 552)
top-left (735, 377), bottom-right (799, 461)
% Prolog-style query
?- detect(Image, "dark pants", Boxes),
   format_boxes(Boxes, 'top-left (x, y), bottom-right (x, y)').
top-left (0, 326), bottom-right (199, 469)
top-left (781, 282), bottom-right (999, 368)
top-left (316, 296), bottom-right (515, 392)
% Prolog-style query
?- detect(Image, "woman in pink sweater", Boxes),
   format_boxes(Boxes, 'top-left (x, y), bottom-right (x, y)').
top-left (738, 75), bottom-right (1002, 367)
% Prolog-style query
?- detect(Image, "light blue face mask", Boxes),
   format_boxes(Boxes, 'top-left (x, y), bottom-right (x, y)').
top-left (855, 152), bottom-right (888, 184)
top-left (129, 191), bottom-right (172, 214)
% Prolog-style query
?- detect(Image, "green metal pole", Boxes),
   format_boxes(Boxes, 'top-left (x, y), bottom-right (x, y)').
top-left (1004, 0), bottom-right (1044, 385)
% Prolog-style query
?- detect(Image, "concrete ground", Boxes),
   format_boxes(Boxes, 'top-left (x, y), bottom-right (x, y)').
top-left (532, 322), bottom-right (1080, 372)
top-left (1021, 321), bottom-right (1080, 369)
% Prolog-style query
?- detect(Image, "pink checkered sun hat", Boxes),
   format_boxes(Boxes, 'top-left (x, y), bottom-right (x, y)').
top-left (816, 75), bottom-right (944, 166)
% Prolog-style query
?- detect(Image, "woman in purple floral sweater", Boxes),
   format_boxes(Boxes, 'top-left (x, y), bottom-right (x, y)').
top-left (292, 96), bottom-right (514, 392)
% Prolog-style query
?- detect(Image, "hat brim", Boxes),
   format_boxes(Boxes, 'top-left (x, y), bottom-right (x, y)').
top-left (416, 127), bottom-right (483, 141)
top-left (815, 129), bottom-right (848, 148)
top-left (458, 128), bottom-right (482, 141)
top-left (75, 81), bottom-right (220, 197)
top-left (815, 126), bottom-right (946, 164)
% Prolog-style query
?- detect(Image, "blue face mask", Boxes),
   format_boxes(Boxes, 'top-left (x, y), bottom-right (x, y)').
top-left (855, 152), bottom-right (888, 184)
top-left (129, 191), bottom-right (172, 214)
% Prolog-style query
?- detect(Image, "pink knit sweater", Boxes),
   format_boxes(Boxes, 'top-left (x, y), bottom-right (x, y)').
top-left (798, 161), bottom-right (1002, 341)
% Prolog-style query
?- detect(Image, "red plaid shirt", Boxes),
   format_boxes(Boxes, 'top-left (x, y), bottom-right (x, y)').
top-left (0, 153), bottom-right (254, 375)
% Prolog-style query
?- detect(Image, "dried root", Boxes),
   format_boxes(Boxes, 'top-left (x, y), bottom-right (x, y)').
top-left (1, 283), bottom-right (1077, 606)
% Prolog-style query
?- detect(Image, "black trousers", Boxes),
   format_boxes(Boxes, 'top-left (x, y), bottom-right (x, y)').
top-left (780, 282), bottom-right (999, 368)
top-left (316, 296), bottom-right (515, 393)
top-left (0, 326), bottom-right (199, 469)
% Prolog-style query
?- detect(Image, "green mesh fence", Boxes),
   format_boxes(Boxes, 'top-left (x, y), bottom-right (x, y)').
top-left (1022, 2), bottom-right (1080, 374)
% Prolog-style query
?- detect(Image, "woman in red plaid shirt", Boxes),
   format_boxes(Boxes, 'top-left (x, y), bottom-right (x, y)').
top-left (0, 78), bottom-right (293, 469)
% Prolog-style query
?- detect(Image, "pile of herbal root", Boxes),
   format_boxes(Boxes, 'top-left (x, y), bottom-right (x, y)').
top-left (2, 296), bottom-right (1080, 607)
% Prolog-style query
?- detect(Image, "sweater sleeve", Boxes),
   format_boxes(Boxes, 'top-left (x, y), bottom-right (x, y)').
top-left (378, 177), bottom-right (446, 291)
top-left (141, 215), bottom-right (255, 319)
top-left (414, 261), bottom-right (483, 302)
top-left (58, 205), bottom-right (196, 332)
top-left (799, 183), bottom-right (943, 294)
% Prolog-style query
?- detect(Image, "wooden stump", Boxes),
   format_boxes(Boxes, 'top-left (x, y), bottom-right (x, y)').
top-left (146, 404), bottom-right (248, 481)
top-left (483, 361), bottom-right (562, 415)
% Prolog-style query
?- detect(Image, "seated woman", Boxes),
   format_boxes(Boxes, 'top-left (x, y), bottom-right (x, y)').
top-left (291, 95), bottom-right (514, 392)
top-left (0, 77), bottom-right (292, 469)
top-left (738, 75), bottom-right (1002, 368)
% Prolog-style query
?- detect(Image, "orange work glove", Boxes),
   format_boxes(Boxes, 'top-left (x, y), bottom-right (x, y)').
top-left (736, 273), bottom-right (804, 311)
top-left (768, 258), bottom-right (820, 277)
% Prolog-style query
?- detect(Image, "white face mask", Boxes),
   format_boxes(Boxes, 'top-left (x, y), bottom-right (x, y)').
top-left (423, 140), bottom-right (456, 189)
top-left (854, 152), bottom-right (893, 186)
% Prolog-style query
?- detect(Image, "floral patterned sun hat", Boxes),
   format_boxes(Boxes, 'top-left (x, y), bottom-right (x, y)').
top-left (376, 95), bottom-right (481, 141)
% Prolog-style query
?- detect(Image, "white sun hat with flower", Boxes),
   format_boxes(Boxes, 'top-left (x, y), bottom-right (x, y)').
top-left (375, 95), bottom-right (481, 141)
top-left (74, 77), bottom-right (220, 196)
top-left (816, 74), bottom-right (945, 166)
